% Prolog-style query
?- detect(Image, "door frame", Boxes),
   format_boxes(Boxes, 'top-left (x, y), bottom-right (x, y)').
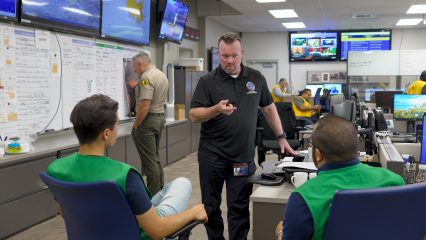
top-left (246, 59), bottom-right (279, 86)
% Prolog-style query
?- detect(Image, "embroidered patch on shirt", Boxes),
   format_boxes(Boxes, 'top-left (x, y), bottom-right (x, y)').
top-left (246, 81), bottom-right (257, 94)
top-left (140, 79), bottom-right (150, 87)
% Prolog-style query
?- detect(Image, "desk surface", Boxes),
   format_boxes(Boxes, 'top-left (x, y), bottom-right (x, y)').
top-left (250, 182), bottom-right (294, 204)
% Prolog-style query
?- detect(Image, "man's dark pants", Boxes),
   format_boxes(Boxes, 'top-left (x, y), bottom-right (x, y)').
top-left (198, 146), bottom-right (254, 240)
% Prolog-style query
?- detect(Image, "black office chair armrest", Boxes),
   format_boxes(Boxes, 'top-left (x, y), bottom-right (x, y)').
top-left (166, 220), bottom-right (203, 239)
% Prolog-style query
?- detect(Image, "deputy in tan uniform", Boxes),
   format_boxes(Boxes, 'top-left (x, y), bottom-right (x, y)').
top-left (132, 52), bottom-right (169, 194)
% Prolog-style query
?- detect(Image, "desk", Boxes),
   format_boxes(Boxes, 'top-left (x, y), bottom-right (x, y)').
top-left (251, 183), bottom-right (294, 240)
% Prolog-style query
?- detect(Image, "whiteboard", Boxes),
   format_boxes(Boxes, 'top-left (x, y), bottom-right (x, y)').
top-left (348, 50), bottom-right (426, 76)
top-left (348, 51), bottom-right (400, 76)
top-left (399, 50), bottom-right (426, 76)
top-left (0, 23), bottom-right (148, 137)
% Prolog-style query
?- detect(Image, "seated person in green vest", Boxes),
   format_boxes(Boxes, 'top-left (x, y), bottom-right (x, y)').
top-left (47, 94), bottom-right (208, 240)
top-left (271, 78), bottom-right (290, 102)
top-left (291, 89), bottom-right (321, 125)
top-left (407, 70), bottom-right (426, 94)
top-left (275, 115), bottom-right (404, 240)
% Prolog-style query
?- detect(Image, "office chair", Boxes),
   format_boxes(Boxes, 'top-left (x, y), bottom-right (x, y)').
top-left (256, 102), bottom-right (301, 165)
top-left (324, 182), bottom-right (426, 240)
top-left (39, 172), bottom-right (201, 240)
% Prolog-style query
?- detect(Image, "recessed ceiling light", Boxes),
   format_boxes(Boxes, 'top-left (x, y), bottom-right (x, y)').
top-left (282, 22), bottom-right (306, 29)
top-left (396, 18), bottom-right (423, 26)
top-left (406, 4), bottom-right (426, 14)
top-left (269, 9), bottom-right (298, 18)
top-left (256, 0), bottom-right (286, 2)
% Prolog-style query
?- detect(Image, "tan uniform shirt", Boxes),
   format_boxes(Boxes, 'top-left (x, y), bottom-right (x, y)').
top-left (135, 65), bottom-right (169, 113)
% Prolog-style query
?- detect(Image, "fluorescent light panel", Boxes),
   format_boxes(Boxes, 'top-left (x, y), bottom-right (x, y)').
top-left (406, 4), bottom-right (426, 14)
top-left (269, 9), bottom-right (298, 18)
top-left (282, 22), bottom-right (306, 29)
top-left (256, 0), bottom-right (286, 3)
top-left (396, 18), bottom-right (422, 26)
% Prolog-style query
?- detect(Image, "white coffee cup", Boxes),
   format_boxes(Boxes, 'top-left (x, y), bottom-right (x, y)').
top-left (308, 172), bottom-right (317, 179)
top-left (291, 172), bottom-right (308, 188)
top-left (0, 147), bottom-right (5, 159)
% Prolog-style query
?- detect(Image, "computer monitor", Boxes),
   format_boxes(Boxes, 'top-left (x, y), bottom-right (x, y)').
top-left (364, 88), bottom-right (384, 102)
top-left (306, 84), bottom-right (323, 96)
top-left (324, 83), bottom-right (342, 95)
top-left (331, 100), bottom-right (356, 122)
top-left (421, 113), bottom-right (426, 164)
top-left (329, 94), bottom-right (345, 107)
top-left (375, 91), bottom-right (403, 113)
top-left (393, 94), bottom-right (426, 121)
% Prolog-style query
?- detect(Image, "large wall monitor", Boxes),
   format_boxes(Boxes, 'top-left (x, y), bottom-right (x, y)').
top-left (0, 0), bottom-right (18, 21)
top-left (158, 0), bottom-right (189, 44)
top-left (101, 0), bottom-right (151, 45)
top-left (21, 0), bottom-right (101, 36)
top-left (289, 31), bottom-right (338, 62)
top-left (340, 30), bottom-right (391, 60)
top-left (324, 83), bottom-right (342, 95)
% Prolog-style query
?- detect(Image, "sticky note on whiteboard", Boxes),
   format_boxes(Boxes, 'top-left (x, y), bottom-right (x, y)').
top-left (52, 64), bottom-right (58, 74)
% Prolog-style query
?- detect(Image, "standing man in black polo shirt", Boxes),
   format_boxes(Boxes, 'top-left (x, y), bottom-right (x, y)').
top-left (190, 33), bottom-right (297, 240)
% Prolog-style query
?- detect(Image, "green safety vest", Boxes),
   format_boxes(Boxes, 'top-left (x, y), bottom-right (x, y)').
top-left (48, 153), bottom-right (152, 240)
top-left (294, 162), bottom-right (404, 240)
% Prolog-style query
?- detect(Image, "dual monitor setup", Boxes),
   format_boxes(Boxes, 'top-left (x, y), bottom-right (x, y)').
top-left (0, 0), bottom-right (189, 45)
top-left (289, 29), bottom-right (391, 62)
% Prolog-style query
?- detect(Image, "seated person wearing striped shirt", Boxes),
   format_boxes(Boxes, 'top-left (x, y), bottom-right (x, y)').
top-left (275, 116), bottom-right (404, 240)
top-left (47, 94), bottom-right (208, 240)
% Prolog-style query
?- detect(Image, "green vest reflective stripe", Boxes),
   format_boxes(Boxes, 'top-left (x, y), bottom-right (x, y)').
top-left (48, 153), bottom-right (152, 240)
top-left (294, 163), bottom-right (404, 240)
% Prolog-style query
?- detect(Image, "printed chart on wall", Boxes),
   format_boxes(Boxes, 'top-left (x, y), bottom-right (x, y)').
top-left (0, 26), bottom-right (60, 137)
top-left (0, 22), bottom-right (148, 138)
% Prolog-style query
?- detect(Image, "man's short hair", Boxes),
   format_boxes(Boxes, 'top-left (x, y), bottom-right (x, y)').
top-left (279, 78), bottom-right (287, 84)
top-left (311, 115), bottom-right (358, 162)
top-left (299, 88), bottom-right (311, 96)
top-left (217, 32), bottom-right (241, 46)
top-left (132, 52), bottom-right (151, 64)
top-left (70, 94), bottom-right (119, 144)
top-left (420, 70), bottom-right (426, 81)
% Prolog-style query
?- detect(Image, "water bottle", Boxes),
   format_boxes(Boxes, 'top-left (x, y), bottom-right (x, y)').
top-left (403, 162), bottom-right (410, 184)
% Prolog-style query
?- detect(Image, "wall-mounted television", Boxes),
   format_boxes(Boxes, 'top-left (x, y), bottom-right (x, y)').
top-left (20, 0), bottom-right (100, 36)
top-left (0, 0), bottom-right (18, 21)
top-left (340, 30), bottom-right (391, 60)
top-left (324, 83), bottom-right (342, 95)
top-left (393, 94), bottom-right (426, 121)
top-left (158, 0), bottom-right (189, 44)
top-left (289, 31), bottom-right (338, 61)
top-left (101, 0), bottom-right (151, 45)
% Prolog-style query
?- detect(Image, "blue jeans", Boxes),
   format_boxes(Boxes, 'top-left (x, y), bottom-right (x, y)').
top-left (151, 177), bottom-right (192, 217)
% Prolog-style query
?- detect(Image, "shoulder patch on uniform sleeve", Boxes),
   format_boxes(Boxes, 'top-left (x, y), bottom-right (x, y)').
top-left (139, 78), bottom-right (150, 86)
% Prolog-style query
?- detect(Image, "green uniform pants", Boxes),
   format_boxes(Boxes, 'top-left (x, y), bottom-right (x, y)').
top-left (131, 114), bottom-right (165, 194)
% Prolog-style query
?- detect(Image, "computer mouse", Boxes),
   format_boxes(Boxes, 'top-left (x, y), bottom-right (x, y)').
top-left (393, 131), bottom-right (400, 135)
top-left (261, 173), bottom-right (277, 180)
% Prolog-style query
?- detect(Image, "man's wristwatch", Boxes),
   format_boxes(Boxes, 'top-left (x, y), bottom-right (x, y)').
top-left (277, 132), bottom-right (287, 139)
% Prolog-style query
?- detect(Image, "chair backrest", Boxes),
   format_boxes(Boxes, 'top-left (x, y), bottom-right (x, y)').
top-left (258, 102), bottom-right (298, 140)
top-left (314, 87), bottom-right (322, 105)
top-left (324, 183), bottom-right (426, 240)
top-left (39, 172), bottom-right (141, 240)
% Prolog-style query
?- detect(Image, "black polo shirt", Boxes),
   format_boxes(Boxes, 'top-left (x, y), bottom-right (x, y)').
top-left (191, 64), bottom-right (273, 162)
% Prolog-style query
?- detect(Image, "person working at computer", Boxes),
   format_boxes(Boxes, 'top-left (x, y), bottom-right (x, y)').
top-left (291, 89), bottom-right (321, 125)
top-left (271, 78), bottom-right (290, 102)
top-left (407, 70), bottom-right (426, 94)
top-left (275, 115), bottom-right (404, 240)
top-left (47, 94), bottom-right (208, 240)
